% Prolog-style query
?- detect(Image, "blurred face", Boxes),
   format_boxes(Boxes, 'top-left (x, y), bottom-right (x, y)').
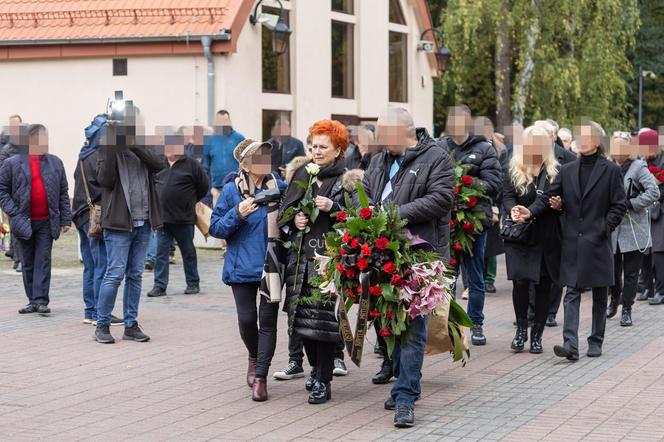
top-left (358, 128), bottom-right (378, 155)
top-left (242, 147), bottom-right (272, 176)
top-left (164, 135), bottom-right (185, 161)
top-left (272, 121), bottom-right (291, 138)
top-left (214, 113), bottom-right (232, 127)
top-left (522, 132), bottom-right (550, 176)
top-left (574, 125), bottom-right (600, 156)
top-left (610, 136), bottom-right (632, 163)
top-left (376, 122), bottom-right (411, 155)
top-left (9, 116), bottom-right (21, 127)
top-left (446, 107), bottom-right (470, 138)
top-left (559, 132), bottom-right (572, 149)
top-left (28, 130), bottom-right (48, 155)
top-left (311, 134), bottom-right (340, 167)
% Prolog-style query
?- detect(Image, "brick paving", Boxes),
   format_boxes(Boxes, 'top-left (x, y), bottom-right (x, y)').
top-left (1, 231), bottom-right (663, 441)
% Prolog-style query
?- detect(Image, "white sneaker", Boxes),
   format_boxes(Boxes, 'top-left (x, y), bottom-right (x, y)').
top-left (333, 358), bottom-right (348, 376)
top-left (273, 361), bottom-right (305, 380)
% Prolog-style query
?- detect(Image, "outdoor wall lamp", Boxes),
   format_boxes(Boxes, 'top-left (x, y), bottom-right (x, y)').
top-left (250, 0), bottom-right (292, 56)
top-left (418, 28), bottom-right (451, 71)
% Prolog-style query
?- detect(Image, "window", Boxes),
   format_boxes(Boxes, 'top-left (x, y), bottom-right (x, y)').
top-left (331, 21), bottom-right (354, 99)
top-left (331, 0), bottom-right (353, 14)
top-left (389, 32), bottom-right (408, 102)
top-left (389, 0), bottom-right (406, 24)
top-left (262, 6), bottom-right (291, 93)
top-left (262, 109), bottom-right (292, 141)
top-left (113, 58), bottom-right (127, 76)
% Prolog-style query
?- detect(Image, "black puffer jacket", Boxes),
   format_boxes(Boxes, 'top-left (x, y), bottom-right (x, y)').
top-left (281, 159), bottom-right (346, 343)
top-left (363, 128), bottom-right (455, 259)
top-left (439, 135), bottom-right (502, 227)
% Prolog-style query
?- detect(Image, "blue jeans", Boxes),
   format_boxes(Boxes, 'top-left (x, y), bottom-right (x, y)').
top-left (97, 224), bottom-right (151, 327)
top-left (154, 223), bottom-right (199, 289)
top-left (462, 230), bottom-right (487, 326)
top-left (146, 230), bottom-right (157, 263)
top-left (77, 222), bottom-right (107, 320)
top-left (390, 315), bottom-right (429, 407)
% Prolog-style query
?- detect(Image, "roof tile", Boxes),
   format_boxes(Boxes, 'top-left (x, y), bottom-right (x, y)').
top-left (0, 0), bottom-right (238, 41)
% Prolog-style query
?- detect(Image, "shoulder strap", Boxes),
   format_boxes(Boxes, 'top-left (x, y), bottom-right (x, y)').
top-left (79, 160), bottom-right (93, 207)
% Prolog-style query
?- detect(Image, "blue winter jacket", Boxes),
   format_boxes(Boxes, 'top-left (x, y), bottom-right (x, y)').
top-left (209, 177), bottom-right (286, 285)
top-left (0, 154), bottom-right (71, 240)
top-left (202, 129), bottom-right (245, 189)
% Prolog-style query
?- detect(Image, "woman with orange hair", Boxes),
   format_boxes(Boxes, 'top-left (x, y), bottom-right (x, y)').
top-left (279, 120), bottom-right (349, 405)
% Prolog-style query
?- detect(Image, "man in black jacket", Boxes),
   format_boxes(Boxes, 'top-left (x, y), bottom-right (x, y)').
top-left (94, 108), bottom-right (166, 344)
top-left (147, 130), bottom-right (209, 297)
top-left (362, 108), bottom-right (455, 428)
top-left (439, 105), bottom-right (502, 346)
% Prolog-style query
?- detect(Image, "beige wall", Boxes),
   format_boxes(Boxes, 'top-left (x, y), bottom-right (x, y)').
top-left (0, 0), bottom-right (436, 186)
top-left (0, 55), bottom-right (208, 185)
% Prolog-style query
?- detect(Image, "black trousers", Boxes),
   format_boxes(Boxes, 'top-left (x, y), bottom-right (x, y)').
top-left (17, 220), bottom-right (53, 306)
top-left (288, 330), bottom-right (344, 366)
top-left (638, 252), bottom-right (654, 293)
top-left (548, 283), bottom-right (563, 317)
top-left (231, 283), bottom-right (279, 379)
top-left (513, 269), bottom-right (552, 327)
top-left (302, 338), bottom-right (335, 383)
top-left (562, 287), bottom-right (608, 352)
top-left (611, 249), bottom-right (643, 309)
top-left (374, 319), bottom-right (389, 359)
top-left (652, 252), bottom-right (664, 294)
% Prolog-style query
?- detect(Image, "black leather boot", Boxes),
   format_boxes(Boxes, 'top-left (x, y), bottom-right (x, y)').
top-left (308, 380), bottom-right (331, 404)
top-left (372, 358), bottom-right (394, 384)
top-left (606, 297), bottom-right (619, 318)
top-left (510, 320), bottom-right (528, 352)
top-left (530, 324), bottom-right (544, 354)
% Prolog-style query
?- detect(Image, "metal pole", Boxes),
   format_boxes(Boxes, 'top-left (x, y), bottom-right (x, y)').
top-left (638, 66), bottom-right (643, 130)
top-left (201, 36), bottom-right (215, 127)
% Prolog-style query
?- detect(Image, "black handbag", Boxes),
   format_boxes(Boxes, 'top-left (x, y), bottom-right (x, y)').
top-left (500, 218), bottom-right (533, 244)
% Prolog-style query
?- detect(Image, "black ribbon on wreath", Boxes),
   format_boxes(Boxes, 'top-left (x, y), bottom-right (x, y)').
top-left (337, 246), bottom-right (372, 368)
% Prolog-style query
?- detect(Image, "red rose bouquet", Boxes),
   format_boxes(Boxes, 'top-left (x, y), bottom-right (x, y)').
top-left (310, 184), bottom-right (473, 366)
top-left (449, 162), bottom-right (490, 268)
top-left (648, 165), bottom-right (664, 184)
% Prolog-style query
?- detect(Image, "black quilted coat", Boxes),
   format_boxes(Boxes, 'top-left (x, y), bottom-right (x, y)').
top-left (280, 159), bottom-right (345, 343)
top-left (0, 154), bottom-right (71, 240)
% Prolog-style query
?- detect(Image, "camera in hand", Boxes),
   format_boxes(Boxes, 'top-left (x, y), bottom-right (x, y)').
top-left (253, 188), bottom-right (283, 206)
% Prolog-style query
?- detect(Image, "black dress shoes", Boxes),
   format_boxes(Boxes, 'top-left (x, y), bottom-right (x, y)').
top-left (372, 359), bottom-right (393, 384)
top-left (384, 397), bottom-right (396, 410)
top-left (587, 344), bottom-right (602, 358)
top-left (546, 314), bottom-right (558, 327)
top-left (553, 345), bottom-right (579, 361)
top-left (637, 289), bottom-right (651, 301)
top-left (18, 304), bottom-right (37, 314)
top-left (649, 292), bottom-right (664, 305)
top-left (620, 308), bottom-right (633, 327)
top-left (606, 301), bottom-right (619, 319)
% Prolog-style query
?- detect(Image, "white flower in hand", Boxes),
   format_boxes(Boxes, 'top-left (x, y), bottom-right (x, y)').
top-left (305, 163), bottom-right (320, 176)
